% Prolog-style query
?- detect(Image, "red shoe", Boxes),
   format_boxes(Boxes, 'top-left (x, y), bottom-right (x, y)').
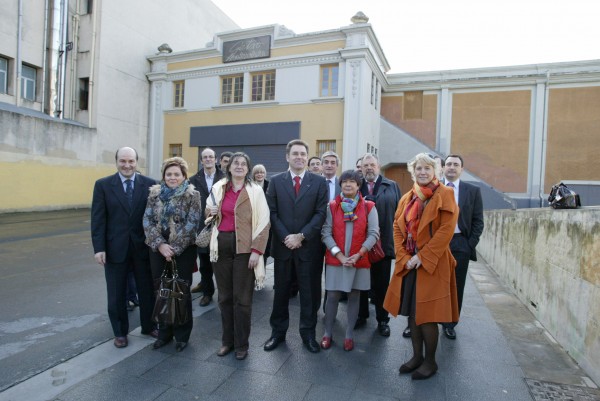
top-left (320, 336), bottom-right (332, 350)
top-left (343, 338), bottom-right (354, 351)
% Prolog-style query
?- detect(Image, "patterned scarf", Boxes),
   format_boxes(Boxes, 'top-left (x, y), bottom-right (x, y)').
top-left (404, 178), bottom-right (440, 254)
top-left (159, 180), bottom-right (189, 230)
top-left (340, 194), bottom-right (360, 221)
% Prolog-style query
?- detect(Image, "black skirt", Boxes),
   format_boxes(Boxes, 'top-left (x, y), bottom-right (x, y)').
top-left (399, 268), bottom-right (417, 317)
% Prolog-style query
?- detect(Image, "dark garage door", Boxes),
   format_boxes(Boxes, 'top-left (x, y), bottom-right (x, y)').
top-left (190, 121), bottom-right (300, 177)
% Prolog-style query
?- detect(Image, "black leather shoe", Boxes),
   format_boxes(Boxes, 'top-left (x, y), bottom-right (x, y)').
top-left (402, 326), bottom-right (411, 338)
top-left (264, 337), bottom-right (284, 351)
top-left (113, 336), bottom-right (128, 348)
top-left (378, 322), bottom-right (391, 337)
top-left (302, 338), bottom-right (320, 353)
top-left (235, 350), bottom-right (248, 360)
top-left (152, 339), bottom-right (172, 350)
top-left (199, 295), bottom-right (212, 307)
top-left (443, 327), bottom-right (456, 340)
top-left (141, 329), bottom-right (159, 339)
top-left (175, 342), bottom-right (187, 352)
top-left (354, 317), bottom-right (366, 330)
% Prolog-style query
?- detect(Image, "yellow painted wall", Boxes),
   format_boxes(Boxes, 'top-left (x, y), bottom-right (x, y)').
top-left (381, 93), bottom-right (438, 148)
top-left (546, 86), bottom-right (600, 192)
top-left (166, 40), bottom-right (345, 72)
top-left (168, 57), bottom-right (222, 72)
top-left (451, 90), bottom-right (531, 193)
top-left (163, 103), bottom-right (345, 172)
top-left (0, 160), bottom-right (116, 211)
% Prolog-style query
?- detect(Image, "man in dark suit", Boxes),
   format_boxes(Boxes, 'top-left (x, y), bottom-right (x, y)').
top-left (441, 154), bottom-right (484, 339)
top-left (91, 147), bottom-right (157, 348)
top-left (189, 147), bottom-right (225, 306)
top-left (356, 153), bottom-right (401, 337)
top-left (320, 151), bottom-right (342, 309)
top-left (264, 139), bottom-right (328, 353)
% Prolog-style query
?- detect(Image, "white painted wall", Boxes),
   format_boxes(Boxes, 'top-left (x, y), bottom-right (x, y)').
top-left (184, 76), bottom-right (221, 110)
top-left (276, 65), bottom-right (321, 103)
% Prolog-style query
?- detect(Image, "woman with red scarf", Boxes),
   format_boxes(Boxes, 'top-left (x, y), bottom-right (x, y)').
top-left (321, 170), bottom-right (380, 352)
top-left (384, 153), bottom-right (459, 380)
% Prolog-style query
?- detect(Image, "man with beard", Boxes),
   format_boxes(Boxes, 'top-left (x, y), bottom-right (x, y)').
top-left (355, 153), bottom-right (401, 337)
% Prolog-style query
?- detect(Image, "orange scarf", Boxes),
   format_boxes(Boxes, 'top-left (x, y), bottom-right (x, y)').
top-left (403, 178), bottom-right (440, 254)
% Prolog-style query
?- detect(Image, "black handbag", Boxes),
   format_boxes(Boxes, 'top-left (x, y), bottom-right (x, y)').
top-left (548, 182), bottom-right (581, 209)
top-left (152, 259), bottom-right (191, 326)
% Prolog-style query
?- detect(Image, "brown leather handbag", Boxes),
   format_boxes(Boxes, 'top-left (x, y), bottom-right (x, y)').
top-left (152, 259), bottom-right (191, 326)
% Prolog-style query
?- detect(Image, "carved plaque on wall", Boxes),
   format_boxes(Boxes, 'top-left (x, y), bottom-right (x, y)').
top-left (223, 35), bottom-right (271, 63)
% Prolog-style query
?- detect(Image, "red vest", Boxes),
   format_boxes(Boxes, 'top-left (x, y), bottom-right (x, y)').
top-left (324, 196), bottom-right (374, 269)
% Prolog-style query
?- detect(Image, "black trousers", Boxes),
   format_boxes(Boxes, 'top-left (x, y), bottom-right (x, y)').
top-left (358, 257), bottom-right (392, 323)
top-left (213, 232), bottom-right (255, 352)
top-left (444, 234), bottom-right (471, 329)
top-left (104, 242), bottom-right (155, 337)
top-left (198, 250), bottom-right (215, 297)
top-left (269, 254), bottom-right (322, 340)
top-left (149, 246), bottom-right (196, 343)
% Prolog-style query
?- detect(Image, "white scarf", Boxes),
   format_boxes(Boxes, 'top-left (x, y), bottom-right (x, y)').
top-left (207, 179), bottom-right (270, 290)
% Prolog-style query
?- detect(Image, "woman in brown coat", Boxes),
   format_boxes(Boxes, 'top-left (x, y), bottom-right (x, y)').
top-left (383, 153), bottom-right (459, 380)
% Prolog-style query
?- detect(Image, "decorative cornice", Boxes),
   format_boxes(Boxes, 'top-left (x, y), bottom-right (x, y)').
top-left (153, 53), bottom-right (343, 82)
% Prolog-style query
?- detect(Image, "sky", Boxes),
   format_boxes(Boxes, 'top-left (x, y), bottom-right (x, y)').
top-left (211, 0), bottom-right (599, 74)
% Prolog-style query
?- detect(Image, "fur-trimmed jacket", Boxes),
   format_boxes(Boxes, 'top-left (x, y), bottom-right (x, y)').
top-left (143, 183), bottom-right (201, 256)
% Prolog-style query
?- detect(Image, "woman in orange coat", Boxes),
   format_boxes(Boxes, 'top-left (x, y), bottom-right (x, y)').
top-left (383, 153), bottom-right (459, 380)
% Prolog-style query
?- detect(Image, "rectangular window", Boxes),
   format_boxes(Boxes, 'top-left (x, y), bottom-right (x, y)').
top-left (21, 64), bottom-right (36, 101)
top-left (320, 64), bottom-right (339, 97)
top-left (169, 144), bottom-right (182, 157)
top-left (79, 78), bottom-right (89, 110)
top-left (81, 0), bottom-right (93, 14)
top-left (316, 140), bottom-right (336, 157)
top-left (221, 75), bottom-right (243, 104)
top-left (173, 80), bottom-right (184, 108)
top-left (0, 57), bottom-right (7, 94)
top-left (251, 71), bottom-right (275, 101)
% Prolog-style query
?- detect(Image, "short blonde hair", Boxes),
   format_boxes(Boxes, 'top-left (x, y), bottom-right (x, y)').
top-left (252, 164), bottom-right (266, 177)
top-left (407, 153), bottom-right (440, 182)
top-left (161, 157), bottom-right (189, 180)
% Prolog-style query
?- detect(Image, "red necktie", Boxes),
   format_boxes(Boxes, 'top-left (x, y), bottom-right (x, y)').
top-left (294, 176), bottom-right (301, 196)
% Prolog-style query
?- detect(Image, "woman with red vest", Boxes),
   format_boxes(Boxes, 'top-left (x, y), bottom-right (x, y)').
top-left (321, 170), bottom-right (380, 351)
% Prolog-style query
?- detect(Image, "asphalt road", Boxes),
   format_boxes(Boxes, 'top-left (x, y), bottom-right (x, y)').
top-left (0, 209), bottom-right (138, 392)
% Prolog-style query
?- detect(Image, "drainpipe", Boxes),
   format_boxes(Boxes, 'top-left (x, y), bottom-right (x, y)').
top-left (48, 0), bottom-right (62, 117)
top-left (57, 0), bottom-right (68, 118)
top-left (16, 0), bottom-right (23, 107)
top-left (88, 0), bottom-right (98, 127)
top-left (538, 70), bottom-right (550, 207)
top-left (41, 0), bottom-right (49, 113)
top-left (69, 2), bottom-right (80, 117)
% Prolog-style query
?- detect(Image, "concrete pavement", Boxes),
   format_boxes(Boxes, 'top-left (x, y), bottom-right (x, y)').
top-left (1, 210), bottom-right (599, 401)
top-left (3, 260), bottom-right (600, 400)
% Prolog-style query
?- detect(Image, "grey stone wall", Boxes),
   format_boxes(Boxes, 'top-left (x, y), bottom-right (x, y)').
top-left (478, 207), bottom-right (600, 384)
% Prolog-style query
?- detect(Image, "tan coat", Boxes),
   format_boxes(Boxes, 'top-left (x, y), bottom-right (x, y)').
top-left (383, 185), bottom-right (459, 325)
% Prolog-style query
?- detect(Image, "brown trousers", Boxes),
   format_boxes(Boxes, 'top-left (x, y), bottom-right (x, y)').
top-left (213, 232), bottom-right (255, 351)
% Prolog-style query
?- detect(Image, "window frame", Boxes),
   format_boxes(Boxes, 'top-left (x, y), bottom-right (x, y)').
top-left (251, 70), bottom-right (276, 102)
top-left (221, 74), bottom-right (244, 104)
top-left (79, 78), bottom-right (89, 110)
top-left (173, 80), bottom-right (185, 108)
top-left (0, 56), bottom-right (8, 94)
top-left (169, 144), bottom-right (183, 157)
top-left (316, 140), bottom-right (336, 157)
top-left (21, 64), bottom-right (36, 101)
top-left (320, 64), bottom-right (339, 97)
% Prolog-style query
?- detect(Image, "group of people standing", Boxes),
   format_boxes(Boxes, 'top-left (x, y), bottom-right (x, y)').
top-left (91, 140), bottom-right (483, 381)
